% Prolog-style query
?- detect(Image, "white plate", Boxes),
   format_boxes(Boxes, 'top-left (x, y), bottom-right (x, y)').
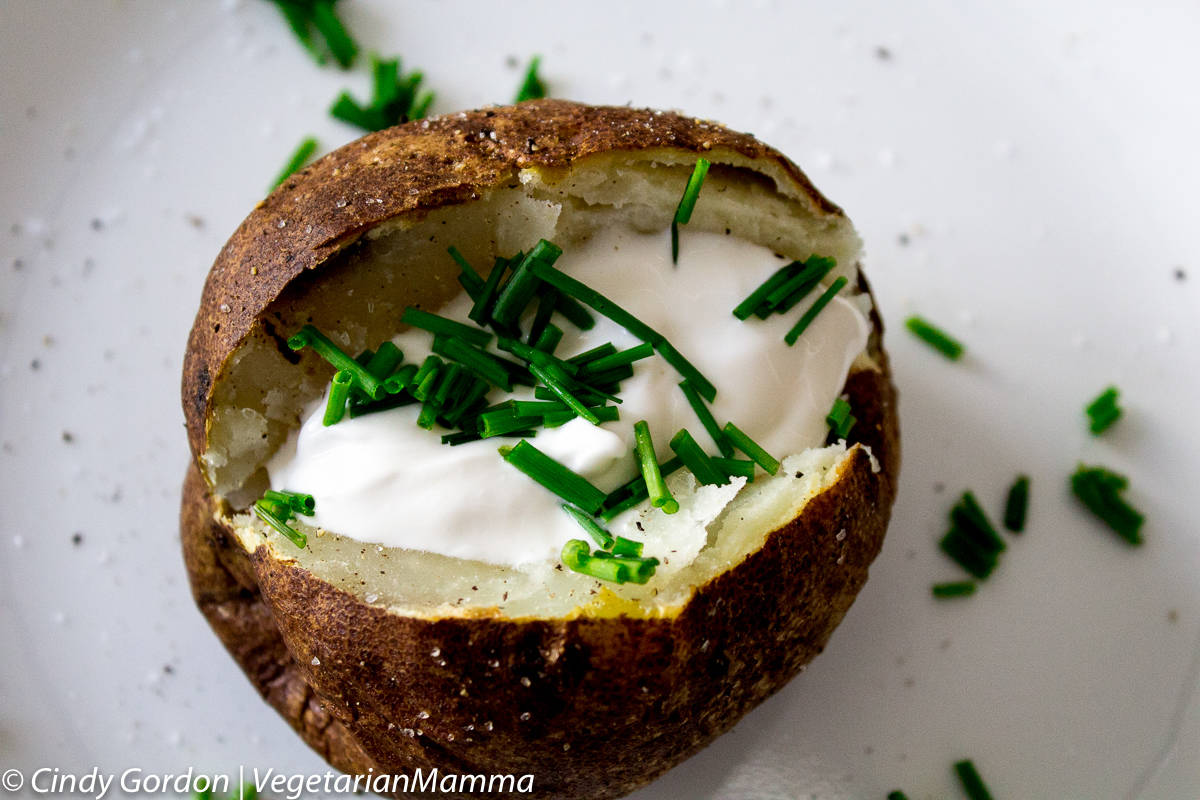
top-left (1, 1), bottom-right (1197, 797)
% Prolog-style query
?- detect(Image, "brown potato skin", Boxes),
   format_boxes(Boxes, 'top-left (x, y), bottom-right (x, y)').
top-left (180, 101), bottom-right (899, 798)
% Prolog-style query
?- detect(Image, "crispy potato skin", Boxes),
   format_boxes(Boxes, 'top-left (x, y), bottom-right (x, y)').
top-left (182, 99), bottom-right (844, 460)
top-left (179, 100), bottom-right (899, 798)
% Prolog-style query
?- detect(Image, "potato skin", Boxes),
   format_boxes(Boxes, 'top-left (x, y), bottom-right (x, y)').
top-left (180, 100), bottom-right (899, 798)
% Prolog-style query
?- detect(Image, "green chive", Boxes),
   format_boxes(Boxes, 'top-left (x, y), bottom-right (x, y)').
top-left (1070, 465), bottom-right (1144, 545)
top-left (270, 136), bottom-right (319, 190)
top-left (554, 295), bottom-right (596, 331)
top-left (905, 315), bottom-right (965, 360)
top-left (348, 392), bottom-right (417, 418)
top-left (383, 363), bottom-right (419, 394)
top-left (932, 581), bottom-right (977, 598)
top-left (491, 240), bottom-right (561, 326)
top-left (634, 420), bottom-right (679, 514)
top-left (579, 342), bottom-right (655, 376)
top-left (534, 322), bottom-right (563, 353)
top-left (256, 496), bottom-right (292, 521)
top-left (952, 492), bottom-right (1006, 554)
top-left (401, 306), bottom-right (491, 348)
top-left (448, 246), bottom-right (484, 298)
top-left (497, 335), bottom-right (579, 375)
top-left (732, 260), bottom-right (804, 320)
top-left (722, 421), bottom-right (779, 475)
top-left (264, 489), bottom-right (315, 516)
top-left (1085, 386), bottom-right (1122, 434)
top-left (679, 380), bottom-right (733, 457)
top-left (288, 324), bottom-right (384, 399)
top-left (513, 55), bottom-right (547, 103)
top-left (322, 370), bottom-right (353, 426)
top-left (479, 409), bottom-right (542, 438)
top-left (767, 256), bottom-right (837, 316)
top-left (562, 504), bottom-right (615, 549)
top-left (1004, 475), bottom-right (1030, 533)
top-left (526, 253), bottom-right (717, 401)
top-left (712, 456), bottom-right (756, 481)
top-left (543, 406), bottom-right (619, 427)
top-left (561, 539), bottom-right (628, 583)
top-left (669, 428), bottom-right (727, 486)
top-left (269, 1), bottom-right (323, 64)
top-left (579, 364), bottom-right (634, 389)
top-left (432, 362), bottom-right (464, 408)
top-left (409, 355), bottom-right (443, 401)
top-left (826, 396), bottom-right (857, 440)
top-left (529, 363), bottom-right (599, 424)
top-left (939, 528), bottom-right (998, 580)
top-left (611, 553), bottom-right (660, 584)
top-left (441, 377), bottom-right (490, 426)
top-left (254, 501), bottom-right (306, 549)
top-left (600, 457), bottom-right (685, 520)
top-left (526, 288), bottom-right (559, 347)
top-left (469, 256), bottom-right (511, 326)
top-left (309, 0), bottom-right (357, 68)
top-left (887, 792), bottom-right (910, 800)
top-left (672, 158), bottom-right (711, 263)
top-left (363, 341), bottom-right (404, 379)
top-left (501, 441), bottom-right (607, 514)
top-left (784, 276), bottom-right (849, 346)
top-left (612, 537), bottom-right (643, 557)
top-left (953, 759), bottom-right (995, 800)
top-left (235, 783), bottom-right (258, 800)
top-left (432, 337), bottom-right (513, 391)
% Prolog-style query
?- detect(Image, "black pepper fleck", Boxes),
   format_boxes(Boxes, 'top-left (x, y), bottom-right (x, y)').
top-left (71, 532), bottom-right (83, 546)
top-left (30, 358), bottom-right (40, 370)
top-left (898, 233), bottom-right (910, 246)
top-left (61, 431), bottom-right (74, 443)
top-left (12, 258), bottom-right (23, 271)
top-left (933, 482), bottom-right (945, 493)
top-left (875, 46), bottom-right (893, 61)
top-left (1175, 267), bottom-right (1187, 282)
top-left (90, 218), bottom-right (104, 231)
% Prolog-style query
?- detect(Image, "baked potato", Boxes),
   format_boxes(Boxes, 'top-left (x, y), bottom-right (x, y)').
top-left (180, 99), bottom-right (899, 799)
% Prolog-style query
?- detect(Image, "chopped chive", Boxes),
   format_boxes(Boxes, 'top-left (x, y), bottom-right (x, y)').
top-left (612, 553), bottom-right (659, 584)
top-left (409, 355), bottom-right (443, 400)
top-left (401, 307), bottom-right (491, 348)
top-left (554, 295), bottom-right (596, 330)
top-left (905, 315), bottom-right (964, 360)
top-left (253, 501), bottom-right (307, 549)
top-left (329, 92), bottom-right (378, 130)
top-left (579, 342), bottom-right (655, 376)
top-left (448, 246), bottom-right (484, 298)
top-left (364, 341), bottom-right (404, 379)
top-left (432, 337), bottom-right (513, 391)
top-left (543, 405), bottom-right (618, 427)
top-left (534, 322), bottom-right (563, 353)
top-left (270, 136), bottom-right (319, 190)
top-left (441, 377), bottom-right (490, 426)
top-left (953, 759), bottom-right (995, 800)
top-left (288, 324), bottom-right (384, 399)
top-left (256, 496), bottom-right (292, 521)
top-left (722, 421), bottom-right (779, 476)
top-left (497, 335), bottom-right (579, 374)
top-left (513, 55), bottom-right (547, 103)
top-left (354, 347), bottom-right (375, 366)
top-left (443, 429), bottom-right (533, 446)
top-left (679, 380), bottom-right (733, 457)
top-left (938, 528), bottom-right (998, 580)
top-left (529, 363), bottom-right (599, 424)
top-left (669, 428), bottom-right (727, 486)
top-left (579, 364), bottom-right (634, 387)
top-left (269, 1), bottom-right (323, 64)
top-left (561, 539), bottom-right (628, 583)
top-left (1085, 386), bottom-right (1122, 434)
top-left (534, 384), bottom-right (620, 406)
top-left (413, 365), bottom-right (441, 403)
top-left (526, 287), bottom-right (559, 347)
top-left (712, 456), bottom-right (756, 481)
top-left (432, 363), bottom-right (464, 408)
top-left (634, 421), bottom-right (679, 514)
top-left (348, 392), bottom-right (417, 418)
top-left (932, 581), bottom-right (977, 598)
top-left (672, 158), bottom-right (711, 263)
top-left (525, 253), bottom-right (717, 401)
top-left (478, 410), bottom-right (542, 438)
top-left (562, 504), bottom-right (615, 549)
top-left (886, 793), bottom-right (910, 800)
top-left (383, 363), bottom-right (419, 394)
top-left (600, 457), bottom-right (685, 520)
top-left (784, 276), bottom-right (849, 346)
top-left (469, 256), bottom-right (511, 326)
top-left (330, 51), bottom-right (432, 132)
top-left (416, 397), bottom-right (441, 429)
top-left (308, 0), bottom-right (357, 67)
top-left (491, 240), bottom-right (561, 326)
top-left (767, 256), bottom-right (837, 316)
top-left (826, 396), bottom-right (857, 440)
top-left (263, 489), bottom-right (315, 516)
top-left (501, 440), bottom-right (607, 514)
top-left (234, 783), bottom-right (258, 800)
top-left (952, 492), bottom-right (1006, 554)
top-left (322, 369), bottom-right (353, 426)
top-left (611, 537), bottom-right (643, 557)
top-left (1070, 465), bottom-right (1144, 545)
top-left (1003, 475), bottom-right (1030, 533)
top-left (732, 260), bottom-right (804, 320)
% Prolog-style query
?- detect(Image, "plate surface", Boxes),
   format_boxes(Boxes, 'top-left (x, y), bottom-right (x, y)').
top-left (1, 2), bottom-right (1197, 798)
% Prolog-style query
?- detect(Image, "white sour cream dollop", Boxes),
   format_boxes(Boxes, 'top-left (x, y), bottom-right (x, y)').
top-left (267, 227), bottom-right (869, 566)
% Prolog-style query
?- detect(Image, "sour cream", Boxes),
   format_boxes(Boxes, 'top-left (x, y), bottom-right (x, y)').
top-left (267, 227), bottom-right (869, 566)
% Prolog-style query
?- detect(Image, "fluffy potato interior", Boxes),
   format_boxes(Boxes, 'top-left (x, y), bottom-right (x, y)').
top-left (201, 149), bottom-right (874, 617)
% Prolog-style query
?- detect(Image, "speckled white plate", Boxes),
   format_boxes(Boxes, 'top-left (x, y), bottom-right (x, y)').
top-left (2, 2), bottom-right (1198, 798)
